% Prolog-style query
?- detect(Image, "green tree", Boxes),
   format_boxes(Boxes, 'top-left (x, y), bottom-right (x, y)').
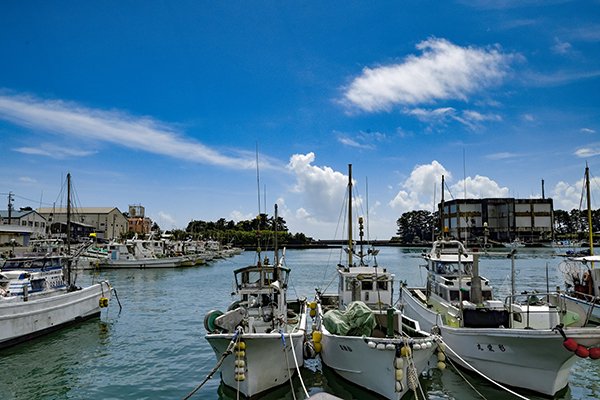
top-left (396, 210), bottom-right (434, 243)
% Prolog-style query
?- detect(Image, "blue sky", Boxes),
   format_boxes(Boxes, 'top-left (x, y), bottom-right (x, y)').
top-left (1, 1), bottom-right (599, 239)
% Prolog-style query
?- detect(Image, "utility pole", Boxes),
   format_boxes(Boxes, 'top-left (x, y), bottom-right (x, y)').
top-left (7, 191), bottom-right (14, 225)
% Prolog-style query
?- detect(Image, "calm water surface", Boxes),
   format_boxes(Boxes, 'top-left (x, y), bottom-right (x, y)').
top-left (1, 247), bottom-right (599, 400)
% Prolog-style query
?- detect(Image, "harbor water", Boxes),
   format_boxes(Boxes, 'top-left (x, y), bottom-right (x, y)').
top-left (1, 247), bottom-right (599, 400)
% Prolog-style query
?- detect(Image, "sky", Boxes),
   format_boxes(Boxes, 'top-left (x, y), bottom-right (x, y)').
top-left (1, 1), bottom-right (599, 240)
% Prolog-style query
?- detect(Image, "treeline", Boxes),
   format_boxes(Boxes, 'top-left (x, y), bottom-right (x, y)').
top-left (160, 214), bottom-right (312, 247)
top-left (395, 208), bottom-right (600, 244)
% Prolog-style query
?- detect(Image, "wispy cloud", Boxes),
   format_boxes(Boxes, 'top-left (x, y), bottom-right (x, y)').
top-left (581, 128), bottom-right (596, 134)
top-left (575, 146), bottom-right (600, 158)
top-left (522, 69), bottom-right (600, 87)
top-left (0, 93), bottom-right (262, 169)
top-left (342, 38), bottom-right (512, 112)
top-left (336, 130), bottom-right (387, 149)
top-left (14, 143), bottom-right (96, 159)
top-left (403, 107), bottom-right (501, 130)
top-left (552, 37), bottom-right (572, 55)
top-left (485, 152), bottom-right (519, 160)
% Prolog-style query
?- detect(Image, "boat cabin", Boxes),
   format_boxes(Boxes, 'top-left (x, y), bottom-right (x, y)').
top-left (337, 266), bottom-right (394, 311)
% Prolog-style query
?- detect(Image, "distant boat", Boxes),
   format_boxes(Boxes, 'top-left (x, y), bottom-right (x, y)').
top-left (98, 240), bottom-right (193, 269)
top-left (502, 238), bottom-right (526, 249)
top-left (0, 173), bottom-right (112, 349)
top-left (203, 204), bottom-right (308, 398)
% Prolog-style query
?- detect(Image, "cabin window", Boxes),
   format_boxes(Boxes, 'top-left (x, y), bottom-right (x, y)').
top-left (361, 280), bottom-right (373, 290)
top-left (377, 280), bottom-right (388, 290)
top-left (513, 313), bottom-right (522, 323)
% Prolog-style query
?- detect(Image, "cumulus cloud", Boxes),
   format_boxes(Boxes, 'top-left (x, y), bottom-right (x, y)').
top-left (551, 180), bottom-right (589, 211)
top-left (287, 153), bottom-right (358, 222)
top-left (389, 161), bottom-right (450, 211)
top-left (389, 161), bottom-right (509, 212)
top-left (0, 93), bottom-right (261, 169)
top-left (449, 175), bottom-right (510, 198)
top-left (343, 38), bottom-right (511, 112)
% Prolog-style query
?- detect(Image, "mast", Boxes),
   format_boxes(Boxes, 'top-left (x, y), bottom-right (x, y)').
top-left (440, 175), bottom-right (445, 238)
top-left (586, 164), bottom-right (594, 257)
top-left (66, 173), bottom-right (72, 288)
top-left (347, 164), bottom-right (353, 268)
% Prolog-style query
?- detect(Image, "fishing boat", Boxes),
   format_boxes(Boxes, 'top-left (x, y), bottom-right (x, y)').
top-left (97, 240), bottom-right (193, 268)
top-left (0, 173), bottom-right (112, 349)
top-left (559, 164), bottom-right (600, 324)
top-left (203, 204), bottom-right (308, 398)
top-left (401, 238), bottom-right (600, 396)
top-left (312, 165), bottom-right (439, 400)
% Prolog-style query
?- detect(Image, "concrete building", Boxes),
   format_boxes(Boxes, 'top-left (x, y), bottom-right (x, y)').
top-left (37, 207), bottom-right (128, 240)
top-left (128, 204), bottom-right (152, 235)
top-left (0, 209), bottom-right (47, 238)
top-left (441, 198), bottom-right (554, 244)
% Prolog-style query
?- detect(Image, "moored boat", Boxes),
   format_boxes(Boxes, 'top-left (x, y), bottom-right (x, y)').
top-left (0, 173), bottom-right (112, 349)
top-left (312, 164), bottom-right (439, 399)
top-left (401, 238), bottom-right (600, 396)
top-left (203, 204), bottom-right (308, 398)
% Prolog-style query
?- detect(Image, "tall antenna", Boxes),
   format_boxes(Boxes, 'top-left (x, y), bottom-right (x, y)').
top-left (347, 164), bottom-right (353, 268)
top-left (463, 148), bottom-right (467, 199)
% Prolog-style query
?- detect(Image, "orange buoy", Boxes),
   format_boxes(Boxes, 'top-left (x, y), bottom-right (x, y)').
top-left (575, 345), bottom-right (590, 358)
top-left (589, 347), bottom-right (600, 360)
top-left (563, 338), bottom-right (578, 352)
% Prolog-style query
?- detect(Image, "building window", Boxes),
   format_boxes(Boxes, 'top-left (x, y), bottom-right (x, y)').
top-left (22, 221), bottom-right (27, 226)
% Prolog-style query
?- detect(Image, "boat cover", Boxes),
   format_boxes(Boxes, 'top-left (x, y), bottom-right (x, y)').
top-left (323, 301), bottom-right (375, 336)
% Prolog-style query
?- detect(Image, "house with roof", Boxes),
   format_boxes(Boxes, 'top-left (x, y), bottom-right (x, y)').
top-left (0, 208), bottom-right (48, 238)
top-left (37, 207), bottom-right (128, 240)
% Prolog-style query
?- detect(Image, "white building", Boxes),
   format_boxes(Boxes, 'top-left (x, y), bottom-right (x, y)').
top-left (0, 209), bottom-right (47, 238)
top-left (37, 207), bottom-right (128, 240)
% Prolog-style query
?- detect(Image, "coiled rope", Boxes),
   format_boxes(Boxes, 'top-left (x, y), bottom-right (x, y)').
top-left (439, 338), bottom-right (531, 400)
top-left (182, 328), bottom-right (241, 400)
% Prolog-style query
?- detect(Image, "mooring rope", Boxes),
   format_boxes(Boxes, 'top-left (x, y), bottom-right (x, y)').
top-left (288, 331), bottom-right (310, 399)
top-left (280, 331), bottom-right (298, 400)
top-left (440, 338), bottom-right (531, 400)
top-left (444, 355), bottom-right (487, 399)
top-left (182, 329), bottom-right (241, 400)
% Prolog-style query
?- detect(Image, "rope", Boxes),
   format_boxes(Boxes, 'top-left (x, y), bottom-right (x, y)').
top-left (280, 331), bottom-right (298, 400)
top-left (288, 332), bottom-right (310, 399)
top-left (445, 355), bottom-right (487, 399)
top-left (182, 329), bottom-right (241, 400)
top-left (440, 338), bottom-right (531, 400)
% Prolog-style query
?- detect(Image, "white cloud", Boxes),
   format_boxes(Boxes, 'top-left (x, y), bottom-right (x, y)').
top-left (552, 37), bottom-right (572, 55)
top-left (18, 176), bottom-right (37, 184)
top-left (449, 175), bottom-right (510, 198)
top-left (575, 146), bottom-right (600, 158)
top-left (389, 161), bottom-right (509, 212)
top-left (551, 180), bottom-right (587, 211)
top-left (229, 210), bottom-right (255, 222)
top-left (581, 128), bottom-right (596, 134)
top-left (14, 143), bottom-right (96, 159)
top-left (343, 38), bottom-right (511, 112)
top-left (287, 153), bottom-right (355, 223)
top-left (485, 152), bottom-right (519, 160)
top-left (0, 93), bottom-right (262, 169)
top-left (389, 160), bottom-right (450, 211)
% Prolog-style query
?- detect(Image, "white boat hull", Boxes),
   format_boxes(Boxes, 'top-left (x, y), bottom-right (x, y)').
top-left (0, 281), bottom-right (111, 348)
top-left (99, 256), bottom-right (190, 268)
top-left (320, 326), bottom-right (436, 399)
top-left (206, 330), bottom-right (305, 398)
top-left (401, 286), bottom-right (600, 396)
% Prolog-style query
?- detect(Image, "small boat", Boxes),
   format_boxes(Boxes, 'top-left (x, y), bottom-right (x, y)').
top-left (97, 240), bottom-right (193, 268)
top-left (401, 238), bottom-right (600, 396)
top-left (0, 173), bottom-right (112, 349)
top-left (204, 204), bottom-right (308, 398)
top-left (502, 238), bottom-right (525, 248)
top-left (312, 164), bottom-right (439, 400)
